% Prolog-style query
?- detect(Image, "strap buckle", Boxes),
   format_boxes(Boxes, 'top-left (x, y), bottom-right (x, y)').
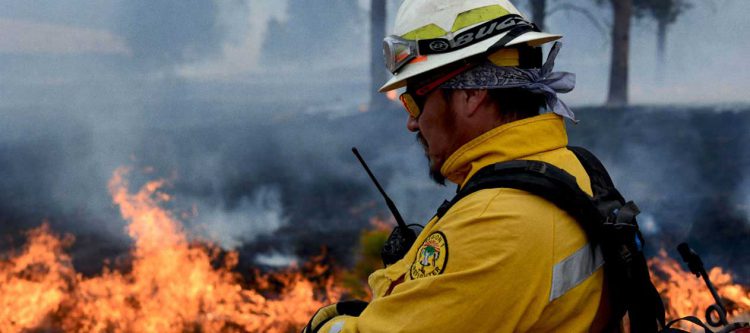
top-left (525, 161), bottom-right (548, 174)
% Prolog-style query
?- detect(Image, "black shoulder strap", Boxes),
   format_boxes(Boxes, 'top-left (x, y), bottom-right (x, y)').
top-left (435, 146), bottom-right (667, 332)
top-left (569, 147), bottom-right (666, 332)
top-left (567, 146), bottom-right (626, 216)
top-left (435, 159), bottom-right (602, 243)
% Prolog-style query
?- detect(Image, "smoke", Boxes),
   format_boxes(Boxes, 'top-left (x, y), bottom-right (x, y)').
top-left (114, 0), bottom-right (223, 71)
top-left (638, 213), bottom-right (661, 236)
top-left (0, 0), bottom-right (304, 257)
top-left (192, 185), bottom-right (287, 249)
top-left (545, 0), bottom-right (750, 106)
top-left (178, 1), bottom-right (289, 79)
top-left (254, 251), bottom-right (298, 268)
top-left (568, 107), bottom-right (750, 282)
top-left (0, 19), bottom-right (130, 55)
top-left (259, 0), bottom-right (367, 71)
top-left (0, 0), bottom-right (748, 279)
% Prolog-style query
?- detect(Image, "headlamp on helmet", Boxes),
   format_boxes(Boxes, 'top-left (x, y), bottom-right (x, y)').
top-left (383, 14), bottom-right (536, 75)
top-left (383, 36), bottom-right (419, 74)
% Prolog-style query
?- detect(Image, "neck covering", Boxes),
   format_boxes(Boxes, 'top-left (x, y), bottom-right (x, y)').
top-left (440, 42), bottom-right (577, 122)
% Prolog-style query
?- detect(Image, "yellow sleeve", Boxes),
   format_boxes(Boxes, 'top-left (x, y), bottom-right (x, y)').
top-left (329, 189), bottom-right (562, 332)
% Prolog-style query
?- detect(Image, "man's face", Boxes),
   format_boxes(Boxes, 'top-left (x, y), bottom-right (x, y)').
top-left (407, 89), bottom-right (459, 185)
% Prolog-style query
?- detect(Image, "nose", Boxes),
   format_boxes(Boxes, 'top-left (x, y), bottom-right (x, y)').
top-left (406, 115), bottom-right (419, 132)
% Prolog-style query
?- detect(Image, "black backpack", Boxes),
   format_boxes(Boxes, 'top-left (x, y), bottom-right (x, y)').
top-left (432, 146), bottom-right (666, 332)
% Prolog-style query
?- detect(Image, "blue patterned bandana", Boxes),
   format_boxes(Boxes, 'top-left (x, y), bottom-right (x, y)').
top-left (440, 42), bottom-right (577, 122)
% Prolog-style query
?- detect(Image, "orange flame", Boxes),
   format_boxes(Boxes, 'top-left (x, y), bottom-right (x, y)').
top-left (5, 167), bottom-right (750, 332)
top-left (649, 249), bottom-right (750, 328)
top-left (0, 167), bottom-right (342, 332)
top-left (0, 224), bottom-right (74, 331)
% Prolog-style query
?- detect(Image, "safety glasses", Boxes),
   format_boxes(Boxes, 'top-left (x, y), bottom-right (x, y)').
top-left (399, 62), bottom-right (477, 119)
top-left (399, 87), bottom-right (428, 119)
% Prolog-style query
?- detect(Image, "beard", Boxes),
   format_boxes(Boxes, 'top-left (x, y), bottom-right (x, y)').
top-left (416, 132), bottom-right (447, 186)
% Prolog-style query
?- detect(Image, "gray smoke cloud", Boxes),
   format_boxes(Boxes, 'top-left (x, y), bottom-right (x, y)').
top-left (114, 0), bottom-right (223, 70)
top-left (0, 0), bottom-right (748, 279)
top-left (568, 107), bottom-right (750, 282)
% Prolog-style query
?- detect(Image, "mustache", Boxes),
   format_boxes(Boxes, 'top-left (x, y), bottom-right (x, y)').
top-left (416, 132), bottom-right (428, 149)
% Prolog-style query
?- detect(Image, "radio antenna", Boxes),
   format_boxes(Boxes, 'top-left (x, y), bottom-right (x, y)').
top-left (352, 147), bottom-right (408, 230)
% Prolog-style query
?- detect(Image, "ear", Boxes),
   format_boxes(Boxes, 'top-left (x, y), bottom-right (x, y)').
top-left (459, 89), bottom-right (489, 117)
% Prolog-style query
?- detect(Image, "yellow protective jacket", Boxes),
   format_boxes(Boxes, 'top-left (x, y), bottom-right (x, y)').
top-left (321, 114), bottom-right (605, 332)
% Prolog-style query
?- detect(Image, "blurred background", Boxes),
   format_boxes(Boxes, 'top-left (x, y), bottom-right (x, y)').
top-left (0, 0), bottom-right (748, 284)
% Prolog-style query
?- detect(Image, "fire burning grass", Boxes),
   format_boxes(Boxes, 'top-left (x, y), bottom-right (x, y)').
top-left (0, 168), bottom-right (341, 333)
top-left (649, 250), bottom-right (750, 329)
top-left (0, 168), bottom-right (748, 332)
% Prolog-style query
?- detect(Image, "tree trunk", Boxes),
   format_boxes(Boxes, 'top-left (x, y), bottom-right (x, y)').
top-left (530, 0), bottom-right (547, 31)
top-left (606, 0), bottom-right (632, 107)
top-left (370, 0), bottom-right (389, 110)
top-left (656, 19), bottom-right (668, 81)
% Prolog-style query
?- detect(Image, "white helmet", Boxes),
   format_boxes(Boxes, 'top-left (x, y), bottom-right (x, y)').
top-left (379, 0), bottom-right (561, 92)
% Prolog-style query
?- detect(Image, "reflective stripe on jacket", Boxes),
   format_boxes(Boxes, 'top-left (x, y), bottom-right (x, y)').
top-left (322, 113), bottom-right (604, 332)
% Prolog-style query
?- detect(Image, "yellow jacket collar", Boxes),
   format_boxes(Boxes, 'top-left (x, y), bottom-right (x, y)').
top-left (441, 113), bottom-right (569, 187)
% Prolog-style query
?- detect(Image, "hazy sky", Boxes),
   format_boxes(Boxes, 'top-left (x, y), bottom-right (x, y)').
top-left (0, 0), bottom-right (748, 106)
top-left (548, 0), bottom-right (750, 105)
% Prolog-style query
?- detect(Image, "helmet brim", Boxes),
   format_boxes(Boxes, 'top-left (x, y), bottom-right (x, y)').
top-left (379, 31), bottom-right (561, 92)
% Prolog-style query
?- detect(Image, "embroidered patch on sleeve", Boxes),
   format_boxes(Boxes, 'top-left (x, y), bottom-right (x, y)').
top-left (410, 231), bottom-right (448, 279)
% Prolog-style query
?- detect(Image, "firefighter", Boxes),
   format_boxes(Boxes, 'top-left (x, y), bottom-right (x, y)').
top-left (304, 0), bottom-right (606, 331)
